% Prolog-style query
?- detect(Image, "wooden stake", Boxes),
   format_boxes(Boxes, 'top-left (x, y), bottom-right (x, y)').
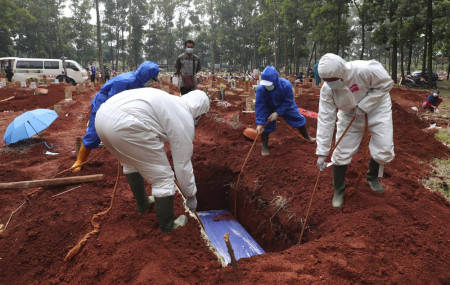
top-left (0, 174), bottom-right (104, 190)
top-left (224, 233), bottom-right (238, 268)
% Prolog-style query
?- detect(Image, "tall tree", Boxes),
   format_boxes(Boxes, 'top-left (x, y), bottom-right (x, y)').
top-left (426, 0), bottom-right (433, 88)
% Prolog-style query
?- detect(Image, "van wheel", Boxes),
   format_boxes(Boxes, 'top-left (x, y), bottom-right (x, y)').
top-left (68, 78), bottom-right (76, 86)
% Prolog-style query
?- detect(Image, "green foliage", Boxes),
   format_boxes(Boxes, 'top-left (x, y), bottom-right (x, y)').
top-left (422, 158), bottom-right (450, 202)
top-left (2, 0), bottom-right (449, 76)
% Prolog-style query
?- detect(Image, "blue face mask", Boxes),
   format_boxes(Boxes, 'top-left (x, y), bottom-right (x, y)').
top-left (326, 79), bottom-right (344, 89)
top-left (186, 47), bottom-right (194, 54)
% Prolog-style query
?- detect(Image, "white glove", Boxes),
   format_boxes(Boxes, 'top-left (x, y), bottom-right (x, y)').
top-left (186, 196), bottom-right (197, 211)
top-left (355, 106), bottom-right (365, 117)
top-left (256, 124), bottom-right (264, 134)
top-left (268, 112), bottom-right (279, 122)
top-left (317, 155), bottom-right (327, 171)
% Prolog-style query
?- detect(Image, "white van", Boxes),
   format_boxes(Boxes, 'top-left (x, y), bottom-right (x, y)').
top-left (0, 57), bottom-right (88, 85)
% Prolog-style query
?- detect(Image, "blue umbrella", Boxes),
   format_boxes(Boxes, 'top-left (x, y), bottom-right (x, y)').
top-left (3, 109), bottom-right (58, 147)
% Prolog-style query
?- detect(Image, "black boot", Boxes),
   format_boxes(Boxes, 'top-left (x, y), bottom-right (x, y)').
top-left (297, 125), bottom-right (315, 142)
top-left (155, 196), bottom-right (187, 233)
top-left (261, 132), bottom-right (270, 156)
top-left (332, 165), bottom-right (348, 208)
top-left (126, 172), bottom-right (154, 214)
top-left (367, 159), bottom-right (384, 193)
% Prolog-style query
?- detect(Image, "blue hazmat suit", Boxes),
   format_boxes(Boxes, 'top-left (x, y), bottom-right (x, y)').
top-left (313, 60), bottom-right (321, 85)
top-left (255, 66), bottom-right (306, 133)
top-left (83, 61), bottom-right (160, 149)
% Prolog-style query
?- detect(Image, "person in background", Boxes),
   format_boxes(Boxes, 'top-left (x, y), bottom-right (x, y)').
top-left (5, 60), bottom-right (13, 82)
top-left (175, 40), bottom-right (201, 95)
top-left (316, 53), bottom-right (395, 209)
top-left (103, 65), bottom-right (110, 82)
top-left (255, 65), bottom-right (315, 156)
top-left (89, 63), bottom-right (96, 83)
top-left (95, 88), bottom-right (210, 232)
top-left (422, 89), bottom-right (442, 113)
top-left (313, 60), bottom-right (321, 85)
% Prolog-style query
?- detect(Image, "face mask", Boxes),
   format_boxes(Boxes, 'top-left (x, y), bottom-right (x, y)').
top-left (433, 93), bottom-right (438, 97)
top-left (265, 85), bottom-right (274, 91)
top-left (186, 47), bottom-right (194, 54)
top-left (326, 79), bottom-right (344, 89)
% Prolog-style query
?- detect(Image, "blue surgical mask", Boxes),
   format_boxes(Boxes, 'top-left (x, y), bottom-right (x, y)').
top-left (326, 79), bottom-right (344, 89)
top-left (186, 47), bottom-right (194, 54)
top-left (265, 85), bottom-right (274, 91)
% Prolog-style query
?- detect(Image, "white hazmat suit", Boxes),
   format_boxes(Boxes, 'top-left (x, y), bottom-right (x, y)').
top-left (95, 88), bottom-right (210, 199)
top-left (316, 53), bottom-right (395, 166)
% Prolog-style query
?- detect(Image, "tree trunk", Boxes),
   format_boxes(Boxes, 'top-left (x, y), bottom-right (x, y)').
top-left (407, 41), bottom-right (412, 75)
top-left (426, 0), bottom-right (433, 88)
top-left (336, 9), bottom-right (341, 54)
top-left (422, 32), bottom-right (427, 74)
top-left (209, 0), bottom-right (216, 72)
top-left (400, 41), bottom-right (404, 79)
top-left (392, 38), bottom-right (397, 83)
top-left (96, 0), bottom-right (103, 72)
top-left (447, 50), bottom-right (450, 80)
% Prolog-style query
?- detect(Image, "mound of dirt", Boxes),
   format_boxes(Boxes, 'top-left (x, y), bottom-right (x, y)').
top-left (0, 82), bottom-right (449, 284)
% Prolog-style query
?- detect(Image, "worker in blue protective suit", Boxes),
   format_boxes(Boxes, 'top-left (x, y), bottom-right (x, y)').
top-left (313, 60), bottom-right (321, 85)
top-left (255, 66), bottom-right (315, 156)
top-left (71, 61), bottom-right (160, 215)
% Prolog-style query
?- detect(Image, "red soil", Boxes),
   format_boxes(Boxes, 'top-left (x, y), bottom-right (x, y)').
top-left (0, 82), bottom-right (449, 284)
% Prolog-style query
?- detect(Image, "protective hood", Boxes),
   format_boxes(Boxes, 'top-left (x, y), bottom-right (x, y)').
top-left (180, 90), bottom-right (210, 118)
top-left (260, 66), bottom-right (280, 87)
top-left (318, 53), bottom-right (348, 80)
top-left (135, 61), bottom-right (160, 85)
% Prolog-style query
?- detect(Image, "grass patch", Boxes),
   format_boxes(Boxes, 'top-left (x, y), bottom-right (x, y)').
top-left (435, 129), bottom-right (450, 146)
top-left (422, 158), bottom-right (450, 202)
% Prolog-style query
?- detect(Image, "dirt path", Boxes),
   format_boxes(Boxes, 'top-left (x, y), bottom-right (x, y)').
top-left (0, 82), bottom-right (449, 284)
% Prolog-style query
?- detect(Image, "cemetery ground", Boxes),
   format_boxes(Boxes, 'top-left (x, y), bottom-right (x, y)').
top-left (0, 77), bottom-right (449, 284)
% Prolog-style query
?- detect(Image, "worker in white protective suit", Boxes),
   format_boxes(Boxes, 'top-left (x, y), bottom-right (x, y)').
top-left (316, 53), bottom-right (395, 208)
top-left (95, 88), bottom-right (210, 232)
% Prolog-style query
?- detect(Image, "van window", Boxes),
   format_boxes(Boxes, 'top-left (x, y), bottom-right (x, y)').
top-left (44, 61), bottom-right (60, 69)
top-left (65, 62), bottom-right (79, 71)
top-left (16, 61), bottom-right (43, 69)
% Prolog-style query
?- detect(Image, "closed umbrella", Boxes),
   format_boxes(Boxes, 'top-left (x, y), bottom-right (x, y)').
top-left (3, 109), bottom-right (58, 147)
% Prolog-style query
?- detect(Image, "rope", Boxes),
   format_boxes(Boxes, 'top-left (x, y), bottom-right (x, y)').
top-left (174, 179), bottom-right (206, 232)
top-left (298, 115), bottom-right (356, 244)
top-left (64, 161), bottom-right (121, 261)
top-left (234, 133), bottom-right (260, 218)
top-left (279, 120), bottom-right (312, 143)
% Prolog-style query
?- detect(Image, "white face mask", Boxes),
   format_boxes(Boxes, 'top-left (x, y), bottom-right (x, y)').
top-left (433, 93), bottom-right (438, 97)
top-left (265, 85), bottom-right (274, 91)
top-left (144, 79), bottom-right (153, 86)
top-left (186, 47), bottom-right (194, 54)
top-left (326, 79), bottom-right (344, 89)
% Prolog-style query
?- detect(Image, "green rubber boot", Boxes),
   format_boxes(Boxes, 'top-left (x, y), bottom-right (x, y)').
top-left (261, 132), bottom-right (270, 156)
top-left (332, 165), bottom-right (348, 208)
top-left (126, 172), bottom-right (155, 214)
top-left (297, 125), bottom-right (315, 142)
top-left (367, 159), bottom-right (384, 193)
top-left (155, 196), bottom-right (187, 233)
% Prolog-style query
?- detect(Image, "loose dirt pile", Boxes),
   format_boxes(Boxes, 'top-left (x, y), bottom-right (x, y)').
top-left (0, 81), bottom-right (449, 284)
